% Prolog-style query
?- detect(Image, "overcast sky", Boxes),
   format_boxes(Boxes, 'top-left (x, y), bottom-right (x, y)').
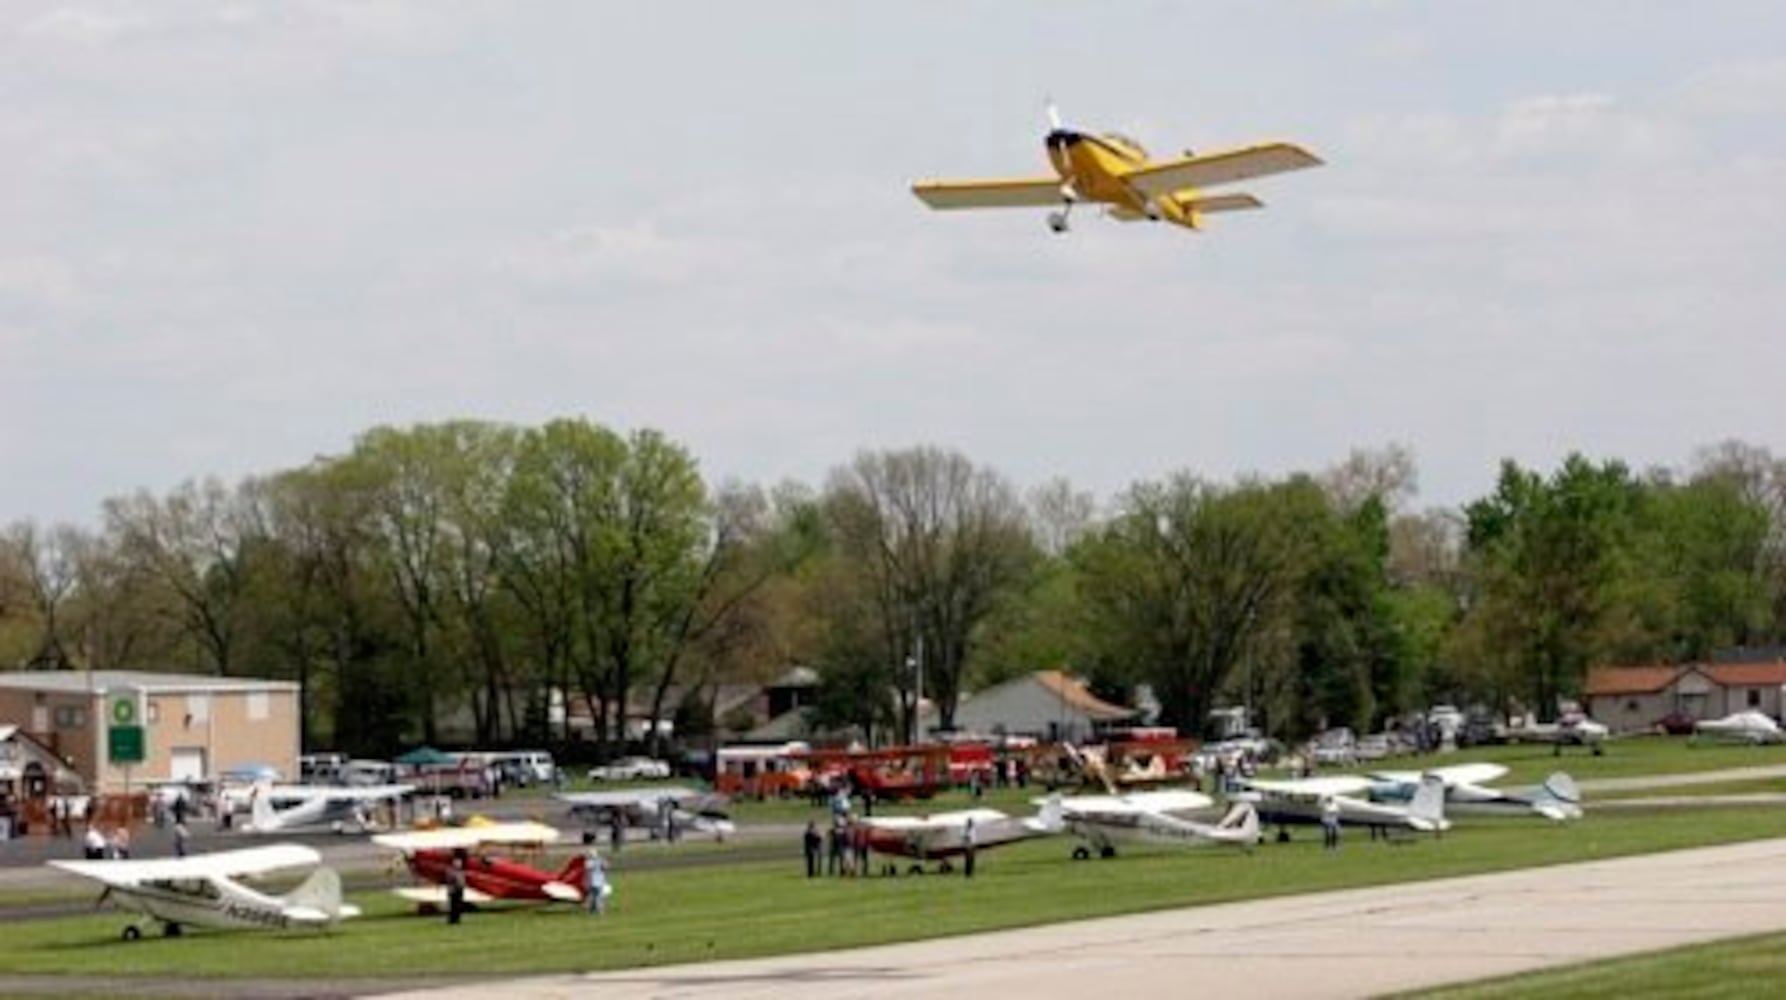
top-left (3, 1), bottom-right (1783, 525)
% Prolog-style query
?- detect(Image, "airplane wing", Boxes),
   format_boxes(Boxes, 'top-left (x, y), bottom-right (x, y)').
top-left (373, 821), bottom-right (560, 853)
top-left (394, 885), bottom-right (495, 906)
top-left (1245, 775), bottom-right (1374, 799)
top-left (557, 787), bottom-right (701, 809)
top-left (50, 844), bottom-right (322, 885)
top-left (912, 177), bottom-right (1066, 210)
top-left (1426, 763), bottom-right (1510, 788)
top-left (1123, 142), bottom-right (1323, 198)
top-left (1121, 790), bottom-right (1216, 813)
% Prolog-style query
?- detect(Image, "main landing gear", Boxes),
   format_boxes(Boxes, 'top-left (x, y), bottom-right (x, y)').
top-left (1047, 209), bottom-right (1071, 234)
top-left (1070, 845), bottom-right (1118, 860)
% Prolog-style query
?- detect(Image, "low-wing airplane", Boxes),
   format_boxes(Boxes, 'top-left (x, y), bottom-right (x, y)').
top-left (245, 782), bottom-right (414, 834)
top-left (1239, 773), bottom-right (1449, 838)
top-left (556, 786), bottom-right (735, 842)
top-left (912, 103), bottom-right (1322, 233)
top-left (49, 844), bottom-right (359, 940)
top-left (1372, 763), bottom-right (1583, 822)
top-left (859, 796), bottom-right (1064, 873)
top-left (1047, 789), bottom-right (1259, 859)
top-left (1507, 715), bottom-right (1610, 756)
top-left (374, 820), bottom-right (585, 910)
top-left (1693, 710), bottom-right (1786, 745)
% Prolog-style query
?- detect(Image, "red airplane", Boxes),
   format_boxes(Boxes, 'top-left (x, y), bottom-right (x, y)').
top-left (374, 820), bottom-right (585, 909)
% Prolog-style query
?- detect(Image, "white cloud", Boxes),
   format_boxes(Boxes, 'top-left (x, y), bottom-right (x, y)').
top-left (18, 7), bottom-right (146, 45)
top-left (1675, 59), bottom-right (1786, 116)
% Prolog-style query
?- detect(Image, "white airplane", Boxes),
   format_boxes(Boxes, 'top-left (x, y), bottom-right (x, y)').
top-left (1239, 773), bottom-right (1449, 838)
top-left (1693, 710), bottom-right (1786, 745)
top-left (1507, 715), bottom-right (1610, 756)
top-left (859, 796), bottom-right (1064, 873)
top-left (49, 844), bottom-right (359, 940)
top-left (1371, 763), bottom-right (1583, 822)
top-left (556, 785), bottom-right (736, 841)
top-left (245, 782), bottom-right (414, 834)
top-left (1046, 789), bottom-right (1259, 859)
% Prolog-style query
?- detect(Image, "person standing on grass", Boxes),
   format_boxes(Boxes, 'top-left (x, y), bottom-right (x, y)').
top-left (446, 849), bottom-right (468, 925)
top-left (963, 817), bottom-right (977, 879)
top-left (826, 820), bottom-right (844, 876)
top-left (803, 820), bottom-right (822, 878)
top-left (173, 821), bottom-right (190, 858)
top-left (585, 847), bottom-right (609, 916)
top-left (1321, 796), bottom-right (1341, 851)
top-left (852, 820), bottom-right (871, 877)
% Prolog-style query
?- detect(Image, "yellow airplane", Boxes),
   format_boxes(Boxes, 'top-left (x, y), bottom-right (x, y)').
top-left (912, 104), bottom-right (1322, 233)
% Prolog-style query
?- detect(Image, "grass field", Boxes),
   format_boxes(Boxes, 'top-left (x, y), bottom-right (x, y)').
top-left (1591, 776), bottom-right (1786, 801)
top-left (1334, 735), bottom-right (1786, 787)
top-left (5, 806), bottom-right (1786, 982)
top-left (1411, 929), bottom-right (1786, 999)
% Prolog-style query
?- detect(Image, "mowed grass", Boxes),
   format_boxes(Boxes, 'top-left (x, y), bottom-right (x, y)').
top-left (1334, 735), bottom-right (1786, 787)
top-left (5, 807), bottom-right (1786, 981)
top-left (1592, 776), bottom-right (1786, 801)
top-left (1411, 929), bottom-right (1786, 999)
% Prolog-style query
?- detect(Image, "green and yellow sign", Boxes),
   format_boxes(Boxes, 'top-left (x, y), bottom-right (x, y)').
top-left (107, 688), bottom-right (146, 765)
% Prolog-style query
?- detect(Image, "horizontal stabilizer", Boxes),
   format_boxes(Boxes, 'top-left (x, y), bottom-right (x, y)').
top-left (1178, 192), bottom-right (1263, 214)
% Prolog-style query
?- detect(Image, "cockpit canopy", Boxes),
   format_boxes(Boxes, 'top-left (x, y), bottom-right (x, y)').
top-left (1100, 132), bottom-right (1149, 161)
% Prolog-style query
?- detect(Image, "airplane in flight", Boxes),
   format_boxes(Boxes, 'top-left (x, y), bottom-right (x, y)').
top-left (244, 782), bottom-right (414, 834)
top-left (859, 795), bottom-right (1064, 873)
top-left (1693, 710), bottom-right (1786, 745)
top-left (1046, 789), bottom-right (1259, 860)
top-left (557, 786), bottom-right (736, 842)
top-left (374, 820), bottom-right (585, 911)
top-left (912, 103), bottom-right (1322, 233)
top-left (1371, 763), bottom-right (1583, 822)
top-left (48, 844), bottom-right (359, 940)
top-left (1238, 773), bottom-right (1449, 839)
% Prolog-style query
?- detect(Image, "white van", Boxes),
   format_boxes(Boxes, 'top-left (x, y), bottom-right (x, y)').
top-left (489, 750), bottom-right (557, 786)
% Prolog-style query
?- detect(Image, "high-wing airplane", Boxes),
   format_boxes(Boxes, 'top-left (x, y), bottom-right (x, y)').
top-left (859, 795), bottom-right (1064, 873)
top-left (1507, 715), bottom-right (1610, 756)
top-left (1239, 773), bottom-right (1449, 838)
top-left (1372, 764), bottom-right (1583, 822)
top-left (1693, 710), bottom-right (1786, 745)
top-left (556, 785), bottom-right (736, 841)
top-left (374, 820), bottom-right (585, 910)
top-left (245, 782), bottom-right (414, 834)
top-left (49, 844), bottom-right (359, 940)
top-left (1046, 789), bottom-right (1259, 859)
top-left (912, 103), bottom-right (1322, 233)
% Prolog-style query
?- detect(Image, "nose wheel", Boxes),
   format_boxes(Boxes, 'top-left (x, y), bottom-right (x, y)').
top-left (1047, 210), bottom-right (1070, 234)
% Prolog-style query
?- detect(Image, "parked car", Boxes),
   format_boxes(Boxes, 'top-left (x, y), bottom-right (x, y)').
top-left (588, 756), bottom-right (672, 781)
top-left (1653, 711), bottom-right (1698, 736)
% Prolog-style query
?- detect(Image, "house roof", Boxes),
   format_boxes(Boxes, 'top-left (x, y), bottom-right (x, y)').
top-left (1586, 661), bottom-right (1786, 697)
top-left (0, 669), bottom-right (298, 695)
top-left (1031, 670), bottom-right (1138, 722)
top-left (1706, 662), bottom-right (1786, 686)
top-left (1583, 666), bottom-right (1684, 696)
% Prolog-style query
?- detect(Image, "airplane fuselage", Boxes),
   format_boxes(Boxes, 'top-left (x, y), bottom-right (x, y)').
top-left (106, 879), bottom-right (318, 933)
top-left (1044, 130), bottom-right (1197, 227)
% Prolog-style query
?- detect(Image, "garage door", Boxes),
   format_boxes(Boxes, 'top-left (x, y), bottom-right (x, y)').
top-left (170, 747), bottom-right (207, 782)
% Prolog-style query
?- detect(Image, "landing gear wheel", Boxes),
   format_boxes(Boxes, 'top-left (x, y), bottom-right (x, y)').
top-left (1071, 846), bottom-right (1091, 861)
top-left (164, 923), bottom-right (183, 938)
top-left (122, 925), bottom-right (141, 942)
top-left (1047, 210), bottom-right (1070, 234)
top-left (1099, 846), bottom-right (1117, 860)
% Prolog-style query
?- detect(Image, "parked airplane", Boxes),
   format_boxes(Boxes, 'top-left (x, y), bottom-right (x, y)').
top-left (1507, 715), bottom-right (1610, 756)
top-left (860, 796), bottom-right (1064, 873)
top-left (49, 844), bottom-right (359, 940)
top-left (557, 786), bottom-right (736, 841)
top-left (1239, 774), bottom-right (1449, 838)
top-left (912, 102), bottom-right (1321, 233)
top-left (374, 820), bottom-right (584, 910)
top-left (1371, 763), bottom-right (1583, 822)
top-left (1047, 789), bottom-right (1259, 859)
top-left (1693, 710), bottom-right (1786, 745)
top-left (245, 782), bottom-right (414, 834)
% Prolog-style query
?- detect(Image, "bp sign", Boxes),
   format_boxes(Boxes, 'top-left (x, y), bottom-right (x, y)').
top-left (107, 688), bottom-right (146, 765)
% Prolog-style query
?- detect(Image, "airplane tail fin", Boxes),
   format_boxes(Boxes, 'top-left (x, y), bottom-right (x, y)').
top-left (1410, 774), bottom-right (1448, 829)
top-left (1032, 792), bottom-right (1066, 834)
top-left (555, 852), bottom-right (588, 894)
top-left (250, 789), bottom-right (279, 832)
top-left (281, 866), bottom-right (354, 923)
top-left (1532, 772), bottom-right (1584, 821)
top-left (1220, 801), bottom-right (1260, 844)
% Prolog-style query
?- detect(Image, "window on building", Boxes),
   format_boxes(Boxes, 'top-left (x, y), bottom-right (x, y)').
top-left (1625, 699), bottom-right (1639, 713)
top-left (247, 692), bottom-right (269, 721)
top-left (187, 694), bottom-right (210, 725)
top-left (148, 703), bottom-right (160, 723)
top-left (1749, 689), bottom-right (1762, 708)
top-left (52, 706), bottom-right (86, 729)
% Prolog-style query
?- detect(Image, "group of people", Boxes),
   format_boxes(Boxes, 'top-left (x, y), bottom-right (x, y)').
top-left (802, 817), bottom-right (872, 878)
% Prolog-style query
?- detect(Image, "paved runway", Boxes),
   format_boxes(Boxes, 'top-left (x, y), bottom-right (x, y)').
top-left (376, 837), bottom-right (1786, 1000)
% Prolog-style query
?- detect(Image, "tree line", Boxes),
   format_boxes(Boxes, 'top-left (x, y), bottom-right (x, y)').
top-left (3, 421), bottom-right (1784, 755)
